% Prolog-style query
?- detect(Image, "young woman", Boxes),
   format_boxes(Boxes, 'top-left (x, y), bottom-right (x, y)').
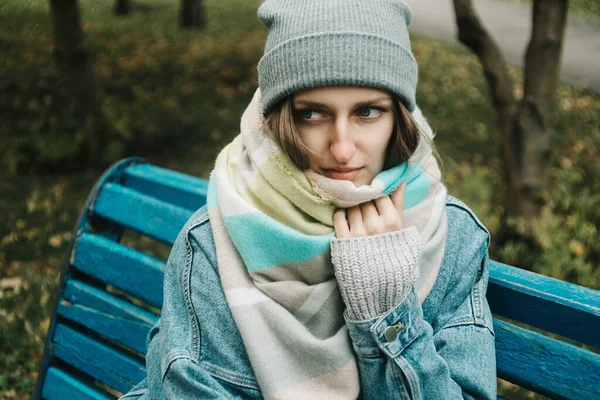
top-left (121, 0), bottom-right (496, 398)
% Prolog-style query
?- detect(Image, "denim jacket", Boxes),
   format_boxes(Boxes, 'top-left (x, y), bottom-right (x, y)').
top-left (120, 195), bottom-right (497, 399)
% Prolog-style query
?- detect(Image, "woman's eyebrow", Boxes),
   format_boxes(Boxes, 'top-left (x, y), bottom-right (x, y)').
top-left (293, 100), bottom-right (329, 109)
top-left (293, 96), bottom-right (392, 109)
top-left (353, 97), bottom-right (393, 107)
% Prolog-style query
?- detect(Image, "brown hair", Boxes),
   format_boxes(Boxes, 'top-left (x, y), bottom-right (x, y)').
top-left (263, 95), bottom-right (434, 173)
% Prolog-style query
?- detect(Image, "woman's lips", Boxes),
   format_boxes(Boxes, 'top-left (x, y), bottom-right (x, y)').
top-left (322, 167), bottom-right (362, 181)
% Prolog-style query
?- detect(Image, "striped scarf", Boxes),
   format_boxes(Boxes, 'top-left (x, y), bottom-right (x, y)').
top-left (206, 89), bottom-right (448, 399)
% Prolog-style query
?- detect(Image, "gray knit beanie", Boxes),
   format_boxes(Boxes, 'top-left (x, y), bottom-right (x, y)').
top-left (257, 0), bottom-right (418, 114)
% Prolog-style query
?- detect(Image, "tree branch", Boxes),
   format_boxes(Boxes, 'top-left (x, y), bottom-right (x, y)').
top-left (452, 0), bottom-right (515, 113)
top-left (452, 0), bottom-right (518, 194)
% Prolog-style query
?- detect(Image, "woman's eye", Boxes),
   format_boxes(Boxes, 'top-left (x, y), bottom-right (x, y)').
top-left (297, 109), bottom-right (322, 120)
top-left (357, 107), bottom-right (382, 118)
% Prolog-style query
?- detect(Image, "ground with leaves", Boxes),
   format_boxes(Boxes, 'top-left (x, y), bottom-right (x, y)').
top-left (1, 0), bottom-right (599, 399)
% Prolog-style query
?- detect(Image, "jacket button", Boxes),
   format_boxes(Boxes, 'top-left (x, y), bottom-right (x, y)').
top-left (384, 322), bottom-right (405, 342)
top-left (384, 327), bottom-right (398, 341)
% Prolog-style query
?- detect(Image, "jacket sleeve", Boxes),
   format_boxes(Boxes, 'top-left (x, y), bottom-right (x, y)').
top-left (120, 323), bottom-right (242, 399)
top-left (119, 214), bottom-right (254, 400)
top-left (343, 239), bottom-right (497, 400)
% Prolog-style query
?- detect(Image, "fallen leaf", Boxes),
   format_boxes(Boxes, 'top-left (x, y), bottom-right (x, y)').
top-left (568, 240), bottom-right (585, 257)
top-left (0, 277), bottom-right (22, 290)
top-left (48, 234), bottom-right (62, 248)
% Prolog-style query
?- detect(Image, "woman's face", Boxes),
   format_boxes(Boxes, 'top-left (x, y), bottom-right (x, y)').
top-left (293, 86), bottom-right (394, 186)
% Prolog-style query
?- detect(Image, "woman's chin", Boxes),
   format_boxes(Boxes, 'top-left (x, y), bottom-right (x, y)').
top-left (351, 177), bottom-right (373, 187)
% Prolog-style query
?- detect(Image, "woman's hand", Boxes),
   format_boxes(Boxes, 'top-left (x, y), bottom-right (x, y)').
top-left (334, 182), bottom-right (406, 239)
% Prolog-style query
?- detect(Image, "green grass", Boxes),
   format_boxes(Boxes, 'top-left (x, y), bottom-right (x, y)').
top-left (1, 0), bottom-right (599, 398)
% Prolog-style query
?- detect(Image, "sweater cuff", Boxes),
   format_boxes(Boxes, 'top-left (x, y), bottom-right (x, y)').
top-left (330, 226), bottom-right (422, 321)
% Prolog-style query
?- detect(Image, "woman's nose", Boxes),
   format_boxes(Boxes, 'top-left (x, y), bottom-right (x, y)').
top-left (329, 120), bottom-right (355, 163)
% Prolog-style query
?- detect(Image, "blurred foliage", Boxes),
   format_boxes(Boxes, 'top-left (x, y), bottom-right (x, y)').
top-left (0, 0), bottom-right (599, 399)
top-left (0, 173), bottom-right (93, 399)
top-left (0, 0), bottom-right (264, 174)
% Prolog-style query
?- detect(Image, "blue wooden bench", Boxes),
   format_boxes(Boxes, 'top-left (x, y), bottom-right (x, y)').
top-left (34, 157), bottom-right (600, 399)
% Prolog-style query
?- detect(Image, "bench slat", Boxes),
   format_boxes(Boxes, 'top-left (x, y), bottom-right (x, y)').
top-left (42, 367), bottom-right (113, 400)
top-left (494, 318), bottom-right (600, 400)
top-left (63, 280), bottom-right (158, 325)
top-left (73, 233), bottom-right (165, 309)
top-left (488, 261), bottom-right (600, 348)
top-left (122, 164), bottom-right (208, 211)
top-left (59, 280), bottom-right (157, 354)
top-left (53, 324), bottom-right (145, 394)
top-left (92, 182), bottom-right (193, 245)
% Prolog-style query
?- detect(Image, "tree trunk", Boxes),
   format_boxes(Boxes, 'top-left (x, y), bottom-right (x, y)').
top-left (509, 0), bottom-right (568, 220)
top-left (114, 0), bottom-right (133, 16)
top-left (48, 0), bottom-right (112, 157)
top-left (452, 0), bottom-right (517, 219)
top-left (452, 0), bottom-right (567, 223)
top-left (180, 0), bottom-right (204, 29)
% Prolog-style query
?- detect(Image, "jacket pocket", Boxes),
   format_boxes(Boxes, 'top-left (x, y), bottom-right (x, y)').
top-left (440, 284), bottom-right (494, 336)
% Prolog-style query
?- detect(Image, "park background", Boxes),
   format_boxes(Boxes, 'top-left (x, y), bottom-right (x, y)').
top-left (1, 0), bottom-right (599, 398)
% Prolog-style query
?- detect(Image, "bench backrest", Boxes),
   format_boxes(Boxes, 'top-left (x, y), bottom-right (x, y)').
top-left (35, 158), bottom-right (600, 400)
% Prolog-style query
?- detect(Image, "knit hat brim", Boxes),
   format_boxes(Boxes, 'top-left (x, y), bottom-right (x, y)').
top-left (258, 32), bottom-right (418, 114)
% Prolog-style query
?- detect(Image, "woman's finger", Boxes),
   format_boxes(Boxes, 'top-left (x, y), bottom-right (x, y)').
top-left (347, 206), bottom-right (365, 236)
top-left (333, 209), bottom-right (350, 238)
top-left (348, 206), bottom-right (363, 232)
top-left (359, 201), bottom-right (380, 234)
top-left (391, 181), bottom-right (406, 215)
top-left (374, 195), bottom-right (397, 221)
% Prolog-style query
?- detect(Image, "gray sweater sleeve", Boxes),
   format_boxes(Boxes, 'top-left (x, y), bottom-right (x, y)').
top-left (330, 226), bottom-right (422, 321)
